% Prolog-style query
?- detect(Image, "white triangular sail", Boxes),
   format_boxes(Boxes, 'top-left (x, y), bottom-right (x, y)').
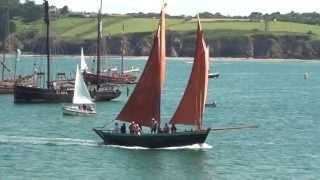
top-left (80, 47), bottom-right (88, 72)
top-left (73, 64), bottom-right (94, 105)
top-left (16, 49), bottom-right (21, 61)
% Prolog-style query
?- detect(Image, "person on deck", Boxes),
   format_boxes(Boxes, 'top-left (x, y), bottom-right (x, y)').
top-left (114, 122), bottom-right (120, 133)
top-left (137, 124), bottom-right (142, 135)
top-left (171, 123), bottom-right (177, 133)
top-left (120, 123), bottom-right (126, 134)
top-left (163, 123), bottom-right (169, 133)
top-left (129, 121), bottom-right (134, 134)
top-left (133, 123), bottom-right (141, 135)
top-left (151, 118), bottom-right (158, 134)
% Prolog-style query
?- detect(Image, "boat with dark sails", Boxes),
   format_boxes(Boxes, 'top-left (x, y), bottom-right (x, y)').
top-left (14, 0), bottom-right (120, 103)
top-left (93, 5), bottom-right (211, 148)
top-left (83, 1), bottom-right (137, 85)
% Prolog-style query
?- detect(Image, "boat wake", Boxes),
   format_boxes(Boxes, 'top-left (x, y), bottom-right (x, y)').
top-left (107, 143), bottom-right (212, 150)
top-left (0, 135), bottom-right (99, 147)
top-left (0, 135), bottom-right (212, 150)
top-left (159, 143), bottom-right (212, 150)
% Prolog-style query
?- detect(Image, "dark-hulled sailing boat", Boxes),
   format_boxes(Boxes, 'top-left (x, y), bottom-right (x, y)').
top-left (14, 0), bottom-right (120, 103)
top-left (83, 1), bottom-right (137, 85)
top-left (93, 5), bottom-right (211, 148)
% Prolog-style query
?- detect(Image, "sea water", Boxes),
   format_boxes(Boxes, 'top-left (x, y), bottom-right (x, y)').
top-left (0, 56), bottom-right (320, 179)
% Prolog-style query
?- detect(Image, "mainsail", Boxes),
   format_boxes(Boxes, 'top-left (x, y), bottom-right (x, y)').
top-left (73, 65), bottom-right (94, 105)
top-left (116, 6), bottom-right (166, 127)
top-left (170, 17), bottom-right (209, 129)
top-left (80, 47), bottom-right (88, 72)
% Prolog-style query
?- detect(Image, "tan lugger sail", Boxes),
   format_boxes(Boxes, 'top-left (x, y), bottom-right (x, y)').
top-left (116, 6), bottom-right (166, 127)
top-left (170, 19), bottom-right (209, 129)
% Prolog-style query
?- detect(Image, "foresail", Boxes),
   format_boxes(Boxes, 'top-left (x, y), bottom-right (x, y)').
top-left (115, 6), bottom-right (166, 127)
top-left (80, 48), bottom-right (88, 72)
top-left (116, 30), bottom-right (161, 127)
top-left (73, 65), bottom-right (94, 105)
top-left (170, 18), bottom-right (209, 128)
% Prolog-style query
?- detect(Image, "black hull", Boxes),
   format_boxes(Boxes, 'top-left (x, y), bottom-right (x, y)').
top-left (14, 85), bottom-right (121, 103)
top-left (92, 89), bottom-right (121, 101)
top-left (14, 85), bottom-right (73, 103)
top-left (208, 73), bottom-right (220, 79)
top-left (93, 128), bottom-right (211, 148)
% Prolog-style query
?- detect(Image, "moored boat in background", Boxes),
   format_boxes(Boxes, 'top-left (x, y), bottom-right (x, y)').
top-left (208, 72), bottom-right (220, 78)
top-left (83, 7), bottom-right (137, 85)
top-left (14, 1), bottom-right (120, 103)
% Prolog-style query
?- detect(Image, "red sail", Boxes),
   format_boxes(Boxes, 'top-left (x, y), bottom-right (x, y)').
top-left (116, 29), bottom-right (162, 127)
top-left (115, 6), bottom-right (166, 127)
top-left (170, 18), bottom-right (209, 128)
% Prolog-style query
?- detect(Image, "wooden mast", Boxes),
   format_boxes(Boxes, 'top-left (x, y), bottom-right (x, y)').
top-left (96, 0), bottom-right (102, 84)
top-left (44, 0), bottom-right (50, 88)
top-left (159, 0), bottom-right (166, 89)
top-left (1, 5), bottom-right (9, 81)
top-left (121, 24), bottom-right (125, 75)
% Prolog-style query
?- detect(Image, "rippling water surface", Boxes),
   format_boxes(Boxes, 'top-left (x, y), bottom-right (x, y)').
top-left (1, 56), bottom-right (320, 179)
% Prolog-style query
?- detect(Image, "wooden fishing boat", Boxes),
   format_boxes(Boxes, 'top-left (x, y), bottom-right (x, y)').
top-left (83, 5), bottom-right (137, 85)
top-left (14, 1), bottom-right (120, 103)
top-left (93, 4), bottom-right (211, 148)
top-left (63, 65), bottom-right (96, 116)
top-left (93, 129), bottom-right (210, 148)
top-left (84, 72), bottom-right (137, 85)
top-left (0, 80), bottom-right (14, 94)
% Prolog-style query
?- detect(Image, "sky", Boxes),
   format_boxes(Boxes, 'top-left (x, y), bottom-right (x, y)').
top-left (26, 0), bottom-right (320, 16)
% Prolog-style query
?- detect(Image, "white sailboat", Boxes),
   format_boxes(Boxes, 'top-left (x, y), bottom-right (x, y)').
top-left (63, 64), bottom-right (96, 116)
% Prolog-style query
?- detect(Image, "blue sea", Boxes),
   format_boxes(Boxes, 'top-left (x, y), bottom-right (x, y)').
top-left (1, 56), bottom-right (320, 179)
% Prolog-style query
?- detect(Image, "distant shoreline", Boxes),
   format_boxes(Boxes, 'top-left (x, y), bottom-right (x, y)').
top-left (4, 54), bottom-right (320, 62)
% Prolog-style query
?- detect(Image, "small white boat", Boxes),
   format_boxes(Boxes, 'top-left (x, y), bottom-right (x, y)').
top-left (63, 105), bottom-right (96, 116)
top-left (63, 64), bottom-right (96, 116)
top-left (123, 66), bottom-right (140, 74)
top-left (208, 72), bottom-right (220, 78)
top-left (205, 101), bottom-right (217, 108)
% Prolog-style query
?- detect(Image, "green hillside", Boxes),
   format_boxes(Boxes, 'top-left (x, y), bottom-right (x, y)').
top-left (14, 16), bottom-right (320, 40)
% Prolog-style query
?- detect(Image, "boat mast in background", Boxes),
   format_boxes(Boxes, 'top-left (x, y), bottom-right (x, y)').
top-left (1, 5), bottom-right (9, 81)
top-left (44, 0), bottom-right (51, 89)
top-left (96, 0), bottom-right (102, 84)
top-left (121, 24), bottom-right (126, 75)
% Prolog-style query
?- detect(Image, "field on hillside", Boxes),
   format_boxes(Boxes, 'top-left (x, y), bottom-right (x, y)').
top-left (15, 16), bottom-right (320, 40)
